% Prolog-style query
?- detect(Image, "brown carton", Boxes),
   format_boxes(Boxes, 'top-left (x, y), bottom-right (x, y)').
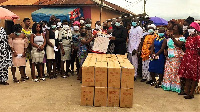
top-left (120, 88), bottom-right (133, 108)
top-left (120, 62), bottom-right (134, 89)
top-left (81, 86), bottom-right (94, 106)
top-left (108, 62), bottom-right (121, 88)
top-left (107, 88), bottom-right (120, 107)
top-left (82, 60), bottom-right (96, 86)
top-left (95, 62), bottom-right (107, 87)
top-left (94, 87), bottom-right (107, 107)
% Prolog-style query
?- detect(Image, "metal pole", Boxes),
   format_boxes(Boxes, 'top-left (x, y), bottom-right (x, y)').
top-left (144, 0), bottom-right (146, 14)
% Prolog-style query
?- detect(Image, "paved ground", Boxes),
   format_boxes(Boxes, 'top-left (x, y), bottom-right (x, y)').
top-left (0, 66), bottom-right (200, 112)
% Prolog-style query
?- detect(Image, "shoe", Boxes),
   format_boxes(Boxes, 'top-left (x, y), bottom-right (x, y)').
top-left (155, 84), bottom-right (161, 88)
top-left (32, 79), bottom-right (40, 82)
top-left (13, 77), bottom-right (20, 83)
top-left (140, 79), bottom-right (147, 82)
top-left (178, 92), bottom-right (187, 95)
top-left (0, 81), bottom-right (9, 85)
top-left (40, 78), bottom-right (46, 81)
top-left (146, 80), bottom-right (153, 84)
top-left (150, 82), bottom-right (157, 86)
top-left (61, 75), bottom-right (67, 78)
top-left (24, 76), bottom-right (29, 80)
top-left (134, 77), bottom-right (137, 81)
top-left (184, 95), bottom-right (194, 99)
top-left (20, 77), bottom-right (26, 82)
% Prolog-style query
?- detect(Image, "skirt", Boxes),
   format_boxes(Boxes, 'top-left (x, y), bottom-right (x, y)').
top-left (61, 47), bottom-right (71, 61)
top-left (31, 47), bottom-right (45, 63)
top-left (46, 39), bottom-right (55, 59)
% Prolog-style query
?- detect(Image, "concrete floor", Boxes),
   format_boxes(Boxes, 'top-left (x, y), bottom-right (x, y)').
top-left (0, 67), bottom-right (200, 112)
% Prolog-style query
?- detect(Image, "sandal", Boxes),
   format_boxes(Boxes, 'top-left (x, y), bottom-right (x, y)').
top-left (20, 77), bottom-right (26, 82)
top-left (13, 77), bottom-right (20, 83)
top-left (24, 76), bottom-right (29, 80)
top-left (155, 84), bottom-right (162, 88)
top-left (150, 82), bottom-right (157, 86)
top-left (40, 78), bottom-right (46, 81)
top-left (61, 75), bottom-right (67, 78)
top-left (32, 79), bottom-right (40, 82)
top-left (184, 95), bottom-right (194, 99)
top-left (146, 80), bottom-right (153, 84)
top-left (0, 81), bottom-right (9, 85)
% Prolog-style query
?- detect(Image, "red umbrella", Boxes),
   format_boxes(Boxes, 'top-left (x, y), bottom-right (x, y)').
top-left (0, 7), bottom-right (19, 20)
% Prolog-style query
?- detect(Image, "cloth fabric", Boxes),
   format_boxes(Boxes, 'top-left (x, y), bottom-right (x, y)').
top-left (142, 59), bottom-right (151, 81)
top-left (46, 39), bottom-right (55, 59)
top-left (190, 22), bottom-right (200, 31)
top-left (112, 25), bottom-right (127, 55)
top-left (162, 37), bottom-right (185, 93)
top-left (59, 28), bottom-right (72, 61)
top-left (8, 37), bottom-right (29, 67)
top-left (22, 28), bottom-right (32, 60)
top-left (128, 53), bottom-right (138, 77)
top-left (0, 27), bottom-right (12, 82)
top-left (141, 34), bottom-right (158, 61)
top-left (77, 37), bottom-right (88, 67)
top-left (127, 26), bottom-right (143, 53)
top-left (72, 31), bottom-right (80, 47)
top-left (178, 35), bottom-right (200, 81)
top-left (31, 34), bottom-right (45, 63)
top-left (148, 37), bottom-right (166, 74)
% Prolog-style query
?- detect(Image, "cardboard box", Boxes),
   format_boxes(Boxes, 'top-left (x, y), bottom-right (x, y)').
top-left (120, 88), bottom-right (133, 108)
top-left (81, 86), bottom-right (94, 106)
top-left (108, 62), bottom-right (121, 88)
top-left (107, 88), bottom-right (120, 107)
top-left (82, 60), bottom-right (96, 87)
top-left (94, 87), bottom-right (107, 107)
top-left (120, 62), bottom-right (134, 89)
top-left (95, 62), bottom-right (107, 87)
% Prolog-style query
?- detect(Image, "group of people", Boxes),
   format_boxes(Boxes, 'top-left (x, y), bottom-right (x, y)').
top-left (0, 15), bottom-right (199, 99)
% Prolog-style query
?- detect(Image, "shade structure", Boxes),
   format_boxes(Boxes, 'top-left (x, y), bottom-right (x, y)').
top-left (31, 7), bottom-right (84, 22)
top-left (0, 7), bottom-right (19, 20)
top-left (150, 17), bottom-right (168, 26)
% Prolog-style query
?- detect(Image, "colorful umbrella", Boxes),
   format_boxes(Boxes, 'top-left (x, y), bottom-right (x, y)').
top-left (0, 7), bottom-right (19, 20)
top-left (150, 17), bottom-right (168, 26)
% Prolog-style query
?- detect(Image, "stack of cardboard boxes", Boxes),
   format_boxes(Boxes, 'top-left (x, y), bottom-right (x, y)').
top-left (81, 53), bottom-right (134, 108)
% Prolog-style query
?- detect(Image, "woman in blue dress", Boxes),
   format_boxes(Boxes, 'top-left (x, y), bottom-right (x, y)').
top-left (149, 27), bottom-right (167, 88)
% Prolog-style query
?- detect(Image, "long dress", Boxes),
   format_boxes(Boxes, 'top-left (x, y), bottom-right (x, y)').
top-left (8, 36), bottom-right (29, 67)
top-left (141, 34), bottom-right (157, 81)
top-left (77, 37), bottom-right (88, 67)
top-left (0, 27), bottom-right (12, 82)
top-left (22, 28), bottom-right (32, 60)
top-left (148, 37), bottom-right (166, 74)
top-left (178, 35), bottom-right (200, 81)
top-left (162, 37), bottom-right (185, 93)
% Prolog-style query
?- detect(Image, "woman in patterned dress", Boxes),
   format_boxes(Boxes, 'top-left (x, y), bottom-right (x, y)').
top-left (77, 28), bottom-right (97, 82)
top-left (0, 27), bottom-right (12, 85)
top-left (8, 24), bottom-right (29, 83)
top-left (162, 23), bottom-right (185, 93)
top-left (178, 22), bottom-right (200, 99)
top-left (148, 27), bottom-right (167, 88)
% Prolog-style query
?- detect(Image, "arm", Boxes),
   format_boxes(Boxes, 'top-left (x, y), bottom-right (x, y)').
top-left (46, 30), bottom-right (54, 48)
top-left (150, 39), bottom-right (155, 56)
top-left (171, 36), bottom-right (185, 48)
top-left (81, 35), bottom-right (96, 45)
top-left (30, 34), bottom-right (40, 48)
top-left (135, 28), bottom-right (143, 51)
top-left (155, 39), bottom-right (167, 56)
top-left (39, 33), bottom-right (47, 51)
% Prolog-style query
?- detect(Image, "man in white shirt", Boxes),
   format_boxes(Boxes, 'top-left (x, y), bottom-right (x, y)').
top-left (128, 18), bottom-right (143, 80)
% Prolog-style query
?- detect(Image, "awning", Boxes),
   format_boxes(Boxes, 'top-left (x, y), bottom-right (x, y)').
top-left (0, 7), bottom-right (19, 20)
top-left (31, 7), bottom-right (83, 22)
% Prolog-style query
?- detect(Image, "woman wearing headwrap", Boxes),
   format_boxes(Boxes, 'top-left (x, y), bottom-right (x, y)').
top-left (0, 27), bottom-right (12, 85)
top-left (162, 23), bottom-right (185, 93)
top-left (178, 22), bottom-right (200, 99)
top-left (139, 24), bottom-right (158, 83)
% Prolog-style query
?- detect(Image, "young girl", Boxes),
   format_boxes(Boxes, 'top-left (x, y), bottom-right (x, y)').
top-left (30, 22), bottom-right (46, 82)
top-left (8, 24), bottom-right (29, 83)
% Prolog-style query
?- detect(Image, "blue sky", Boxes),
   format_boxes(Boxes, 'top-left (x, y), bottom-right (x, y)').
top-left (106, 0), bottom-right (200, 20)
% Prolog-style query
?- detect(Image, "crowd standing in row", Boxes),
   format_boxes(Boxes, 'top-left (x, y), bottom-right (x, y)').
top-left (0, 15), bottom-right (199, 99)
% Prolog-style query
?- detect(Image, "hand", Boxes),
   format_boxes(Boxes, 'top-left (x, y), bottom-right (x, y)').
top-left (22, 52), bottom-right (26, 57)
top-left (13, 51), bottom-right (18, 57)
top-left (164, 50), bottom-right (168, 56)
top-left (62, 49), bottom-right (65, 56)
top-left (39, 46), bottom-right (44, 51)
top-left (151, 54), bottom-right (155, 59)
top-left (132, 49), bottom-right (137, 56)
top-left (109, 36), bottom-right (116, 40)
top-left (137, 51), bottom-right (141, 58)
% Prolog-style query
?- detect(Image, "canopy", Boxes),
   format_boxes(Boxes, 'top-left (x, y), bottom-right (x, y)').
top-left (0, 7), bottom-right (19, 20)
top-left (150, 17), bottom-right (168, 26)
top-left (31, 7), bottom-right (84, 22)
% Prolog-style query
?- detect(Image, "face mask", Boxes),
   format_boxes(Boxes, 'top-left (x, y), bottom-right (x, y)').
top-left (15, 32), bottom-right (21, 36)
top-left (183, 25), bottom-right (188, 31)
top-left (132, 22), bottom-right (137, 26)
top-left (42, 27), bottom-right (46, 31)
top-left (63, 25), bottom-right (70, 30)
top-left (57, 22), bottom-right (62, 27)
top-left (115, 22), bottom-right (121, 27)
top-left (158, 33), bottom-right (165, 37)
top-left (188, 29), bottom-right (195, 35)
top-left (148, 29), bottom-right (154, 34)
top-left (73, 26), bottom-right (79, 31)
top-left (51, 25), bottom-right (56, 29)
top-left (85, 24), bottom-right (91, 28)
top-left (80, 20), bottom-right (85, 24)
top-left (95, 24), bottom-right (101, 29)
top-left (81, 33), bottom-right (86, 37)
